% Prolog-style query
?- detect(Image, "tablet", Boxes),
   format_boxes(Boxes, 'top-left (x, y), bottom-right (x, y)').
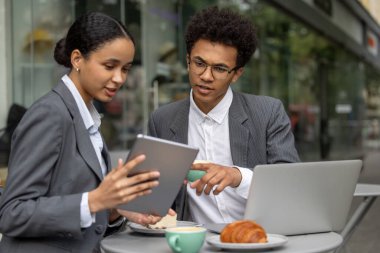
top-left (117, 134), bottom-right (199, 216)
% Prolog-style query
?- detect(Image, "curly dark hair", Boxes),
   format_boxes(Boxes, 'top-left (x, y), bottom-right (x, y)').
top-left (185, 6), bottom-right (257, 68)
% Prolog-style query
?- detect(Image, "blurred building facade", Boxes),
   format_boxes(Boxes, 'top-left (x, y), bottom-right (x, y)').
top-left (359, 0), bottom-right (380, 25)
top-left (1, 0), bottom-right (380, 162)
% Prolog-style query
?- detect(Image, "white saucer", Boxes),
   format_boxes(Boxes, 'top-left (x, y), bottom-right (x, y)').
top-left (128, 221), bottom-right (201, 235)
top-left (206, 234), bottom-right (288, 251)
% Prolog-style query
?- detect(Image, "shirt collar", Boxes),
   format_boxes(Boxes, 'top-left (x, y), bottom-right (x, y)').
top-left (190, 87), bottom-right (233, 125)
top-left (61, 75), bottom-right (101, 133)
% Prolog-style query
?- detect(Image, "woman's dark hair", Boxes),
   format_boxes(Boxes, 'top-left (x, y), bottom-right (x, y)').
top-left (54, 12), bottom-right (135, 68)
top-left (185, 6), bottom-right (257, 68)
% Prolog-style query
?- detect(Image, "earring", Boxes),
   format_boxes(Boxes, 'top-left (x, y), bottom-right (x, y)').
top-left (76, 68), bottom-right (79, 72)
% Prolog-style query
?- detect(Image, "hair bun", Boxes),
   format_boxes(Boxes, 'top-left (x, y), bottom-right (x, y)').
top-left (53, 38), bottom-right (71, 68)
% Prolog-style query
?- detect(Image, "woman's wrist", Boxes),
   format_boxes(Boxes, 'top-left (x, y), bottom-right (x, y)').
top-left (88, 190), bottom-right (102, 213)
top-left (109, 209), bottom-right (121, 223)
top-left (108, 215), bottom-right (126, 227)
top-left (109, 209), bottom-right (126, 227)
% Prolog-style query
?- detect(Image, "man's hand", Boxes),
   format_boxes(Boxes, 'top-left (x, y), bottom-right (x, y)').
top-left (189, 162), bottom-right (242, 195)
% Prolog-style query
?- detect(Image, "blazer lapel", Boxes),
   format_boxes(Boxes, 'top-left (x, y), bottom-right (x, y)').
top-left (229, 92), bottom-right (250, 167)
top-left (53, 81), bottom-right (104, 181)
top-left (169, 99), bottom-right (190, 144)
top-left (102, 140), bottom-right (112, 173)
top-left (165, 99), bottom-right (191, 220)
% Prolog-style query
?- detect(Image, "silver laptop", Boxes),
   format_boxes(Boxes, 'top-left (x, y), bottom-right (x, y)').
top-left (243, 160), bottom-right (362, 235)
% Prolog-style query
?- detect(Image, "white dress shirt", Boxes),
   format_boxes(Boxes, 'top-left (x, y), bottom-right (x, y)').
top-left (62, 75), bottom-right (107, 227)
top-left (187, 87), bottom-right (253, 224)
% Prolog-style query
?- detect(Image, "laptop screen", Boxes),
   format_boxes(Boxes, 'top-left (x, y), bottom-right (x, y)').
top-left (244, 160), bottom-right (362, 235)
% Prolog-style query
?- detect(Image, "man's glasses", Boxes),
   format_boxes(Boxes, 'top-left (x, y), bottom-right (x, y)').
top-left (188, 58), bottom-right (238, 80)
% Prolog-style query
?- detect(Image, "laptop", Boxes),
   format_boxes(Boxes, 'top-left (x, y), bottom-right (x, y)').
top-left (243, 160), bottom-right (362, 235)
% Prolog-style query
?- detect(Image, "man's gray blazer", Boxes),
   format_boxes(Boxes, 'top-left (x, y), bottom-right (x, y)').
top-left (148, 91), bottom-right (300, 220)
top-left (0, 81), bottom-right (112, 253)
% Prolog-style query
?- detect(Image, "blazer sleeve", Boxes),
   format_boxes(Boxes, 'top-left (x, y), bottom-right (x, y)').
top-left (148, 113), bottom-right (158, 137)
top-left (0, 100), bottom-right (83, 239)
top-left (266, 99), bottom-right (300, 163)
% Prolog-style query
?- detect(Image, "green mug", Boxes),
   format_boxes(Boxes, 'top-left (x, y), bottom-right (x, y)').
top-left (165, 226), bottom-right (206, 253)
top-left (186, 170), bottom-right (206, 182)
top-left (187, 160), bottom-right (210, 182)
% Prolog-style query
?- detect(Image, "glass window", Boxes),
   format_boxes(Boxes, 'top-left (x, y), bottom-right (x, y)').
top-left (216, 1), bottom-right (366, 160)
top-left (11, 0), bottom-right (74, 107)
top-left (8, 0), bottom-right (378, 161)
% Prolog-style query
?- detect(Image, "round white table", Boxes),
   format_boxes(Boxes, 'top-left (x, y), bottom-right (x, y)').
top-left (101, 227), bottom-right (342, 253)
top-left (334, 183), bottom-right (380, 253)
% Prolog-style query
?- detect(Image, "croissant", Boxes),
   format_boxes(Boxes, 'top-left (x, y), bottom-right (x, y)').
top-left (220, 220), bottom-right (268, 243)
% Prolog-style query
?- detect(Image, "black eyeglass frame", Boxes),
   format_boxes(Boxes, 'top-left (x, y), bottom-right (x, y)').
top-left (188, 57), bottom-right (239, 80)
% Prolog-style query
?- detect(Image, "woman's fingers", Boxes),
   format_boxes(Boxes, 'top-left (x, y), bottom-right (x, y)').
top-left (114, 170), bottom-right (160, 191)
top-left (120, 188), bottom-right (153, 203)
top-left (91, 168), bottom-right (159, 212)
top-left (112, 155), bottom-right (146, 178)
top-left (120, 179), bottom-right (159, 198)
top-left (117, 210), bottom-right (162, 226)
top-left (168, 208), bottom-right (176, 216)
top-left (131, 170), bottom-right (160, 183)
top-left (116, 158), bottom-right (124, 169)
top-left (113, 177), bottom-right (159, 204)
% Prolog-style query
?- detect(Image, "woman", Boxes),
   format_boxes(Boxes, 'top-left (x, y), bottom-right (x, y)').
top-left (0, 12), bottom-right (164, 253)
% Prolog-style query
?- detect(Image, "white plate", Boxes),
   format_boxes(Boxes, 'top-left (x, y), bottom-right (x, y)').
top-left (128, 221), bottom-right (201, 235)
top-left (206, 234), bottom-right (288, 251)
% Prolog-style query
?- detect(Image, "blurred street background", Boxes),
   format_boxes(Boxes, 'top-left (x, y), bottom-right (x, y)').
top-left (1, 1), bottom-right (380, 252)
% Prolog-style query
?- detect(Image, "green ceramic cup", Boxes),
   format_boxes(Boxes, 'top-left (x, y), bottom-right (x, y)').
top-left (165, 226), bottom-right (206, 253)
top-left (187, 160), bottom-right (209, 182)
top-left (186, 170), bottom-right (206, 182)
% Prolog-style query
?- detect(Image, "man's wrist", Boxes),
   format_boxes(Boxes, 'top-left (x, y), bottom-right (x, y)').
top-left (232, 166), bottom-right (242, 187)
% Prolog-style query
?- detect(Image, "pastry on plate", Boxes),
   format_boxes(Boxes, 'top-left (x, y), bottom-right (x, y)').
top-left (220, 220), bottom-right (268, 243)
top-left (148, 214), bottom-right (177, 229)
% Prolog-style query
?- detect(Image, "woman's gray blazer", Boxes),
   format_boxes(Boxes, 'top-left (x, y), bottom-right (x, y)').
top-left (0, 81), bottom-right (112, 253)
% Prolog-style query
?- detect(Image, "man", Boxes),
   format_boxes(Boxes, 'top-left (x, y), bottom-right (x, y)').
top-left (148, 6), bottom-right (300, 224)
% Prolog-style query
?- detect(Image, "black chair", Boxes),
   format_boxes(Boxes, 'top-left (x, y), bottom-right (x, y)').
top-left (0, 104), bottom-right (27, 167)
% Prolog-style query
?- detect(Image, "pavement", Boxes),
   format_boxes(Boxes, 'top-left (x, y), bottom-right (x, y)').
top-left (341, 150), bottom-right (380, 253)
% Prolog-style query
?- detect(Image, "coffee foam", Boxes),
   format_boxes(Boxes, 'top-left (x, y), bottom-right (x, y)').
top-left (166, 226), bottom-right (204, 232)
